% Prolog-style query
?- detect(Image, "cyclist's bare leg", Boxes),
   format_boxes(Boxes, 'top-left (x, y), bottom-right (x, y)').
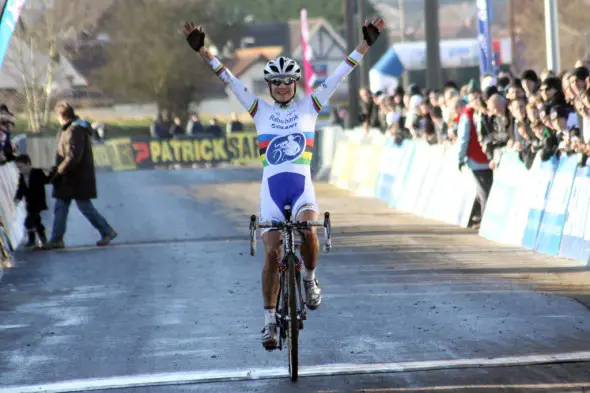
top-left (297, 209), bottom-right (322, 310)
top-left (297, 209), bottom-right (319, 270)
top-left (260, 230), bottom-right (282, 349)
top-left (262, 230), bottom-right (282, 308)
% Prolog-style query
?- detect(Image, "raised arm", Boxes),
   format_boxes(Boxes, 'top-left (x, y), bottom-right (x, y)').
top-left (310, 17), bottom-right (385, 110)
top-left (183, 22), bottom-right (260, 118)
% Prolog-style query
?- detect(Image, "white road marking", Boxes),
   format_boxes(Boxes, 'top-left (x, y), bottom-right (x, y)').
top-left (0, 324), bottom-right (28, 330)
top-left (2, 351), bottom-right (590, 393)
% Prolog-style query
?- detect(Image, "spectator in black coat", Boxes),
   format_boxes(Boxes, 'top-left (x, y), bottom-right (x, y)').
top-left (0, 104), bottom-right (16, 164)
top-left (0, 126), bottom-right (14, 164)
top-left (228, 112), bottom-right (244, 133)
top-left (169, 117), bottom-right (185, 137)
top-left (206, 118), bottom-right (223, 137)
top-left (14, 155), bottom-right (49, 247)
top-left (42, 101), bottom-right (117, 249)
top-left (186, 113), bottom-right (205, 135)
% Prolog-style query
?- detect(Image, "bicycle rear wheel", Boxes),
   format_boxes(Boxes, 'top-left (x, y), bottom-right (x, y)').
top-left (286, 252), bottom-right (299, 381)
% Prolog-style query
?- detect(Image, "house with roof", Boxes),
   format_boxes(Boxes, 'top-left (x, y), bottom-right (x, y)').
top-left (288, 17), bottom-right (349, 104)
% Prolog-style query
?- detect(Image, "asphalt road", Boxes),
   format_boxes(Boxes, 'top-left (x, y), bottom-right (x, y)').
top-left (1, 168), bottom-right (590, 393)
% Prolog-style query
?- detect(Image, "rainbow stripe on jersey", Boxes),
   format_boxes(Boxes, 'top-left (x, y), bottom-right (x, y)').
top-left (257, 132), bottom-right (315, 167)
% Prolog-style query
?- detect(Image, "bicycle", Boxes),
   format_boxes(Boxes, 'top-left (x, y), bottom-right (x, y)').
top-left (249, 204), bottom-right (332, 381)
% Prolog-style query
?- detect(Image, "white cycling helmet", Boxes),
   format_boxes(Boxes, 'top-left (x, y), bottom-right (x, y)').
top-left (264, 56), bottom-right (301, 82)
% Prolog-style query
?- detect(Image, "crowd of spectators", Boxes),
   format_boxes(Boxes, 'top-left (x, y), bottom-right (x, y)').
top-left (354, 59), bottom-right (590, 169)
top-left (150, 112), bottom-right (245, 139)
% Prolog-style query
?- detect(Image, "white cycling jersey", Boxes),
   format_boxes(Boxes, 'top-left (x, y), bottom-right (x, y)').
top-left (207, 50), bottom-right (363, 229)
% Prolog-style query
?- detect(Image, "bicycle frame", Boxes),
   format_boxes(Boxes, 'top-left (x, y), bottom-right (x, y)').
top-left (249, 204), bottom-right (331, 380)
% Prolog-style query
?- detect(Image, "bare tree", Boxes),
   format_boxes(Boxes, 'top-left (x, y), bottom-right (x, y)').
top-left (92, 0), bottom-right (241, 117)
top-left (3, 0), bottom-right (112, 132)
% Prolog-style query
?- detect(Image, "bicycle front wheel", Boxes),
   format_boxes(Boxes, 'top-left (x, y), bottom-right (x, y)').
top-left (286, 252), bottom-right (299, 381)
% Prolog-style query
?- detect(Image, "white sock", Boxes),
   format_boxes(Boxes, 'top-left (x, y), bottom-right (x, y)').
top-left (264, 308), bottom-right (276, 326)
top-left (303, 267), bottom-right (316, 282)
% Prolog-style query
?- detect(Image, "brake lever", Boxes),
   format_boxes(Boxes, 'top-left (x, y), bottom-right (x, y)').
top-left (249, 215), bottom-right (257, 256)
top-left (323, 212), bottom-right (332, 253)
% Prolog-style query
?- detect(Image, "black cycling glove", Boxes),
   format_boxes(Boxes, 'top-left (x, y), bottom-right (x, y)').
top-left (186, 28), bottom-right (206, 52)
top-left (362, 22), bottom-right (380, 46)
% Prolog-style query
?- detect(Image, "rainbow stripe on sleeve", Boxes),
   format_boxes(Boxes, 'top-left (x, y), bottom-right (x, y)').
top-left (214, 64), bottom-right (226, 76)
top-left (257, 132), bottom-right (315, 167)
top-left (345, 56), bottom-right (358, 68)
top-left (248, 99), bottom-right (259, 118)
top-left (311, 95), bottom-right (322, 114)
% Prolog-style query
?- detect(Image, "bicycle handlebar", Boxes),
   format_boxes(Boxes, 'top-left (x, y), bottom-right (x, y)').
top-left (257, 220), bottom-right (325, 229)
top-left (249, 212), bottom-right (332, 256)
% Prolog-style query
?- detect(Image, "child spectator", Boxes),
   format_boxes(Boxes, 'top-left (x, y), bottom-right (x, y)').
top-left (14, 155), bottom-right (49, 247)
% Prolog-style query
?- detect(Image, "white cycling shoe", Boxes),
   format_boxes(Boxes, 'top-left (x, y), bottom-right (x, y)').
top-left (304, 278), bottom-right (322, 310)
top-left (261, 323), bottom-right (278, 350)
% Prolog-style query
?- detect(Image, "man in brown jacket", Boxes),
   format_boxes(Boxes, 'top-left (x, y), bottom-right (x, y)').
top-left (43, 101), bottom-right (117, 249)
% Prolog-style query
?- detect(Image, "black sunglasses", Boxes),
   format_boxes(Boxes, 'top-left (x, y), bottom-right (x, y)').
top-left (270, 78), bottom-right (296, 86)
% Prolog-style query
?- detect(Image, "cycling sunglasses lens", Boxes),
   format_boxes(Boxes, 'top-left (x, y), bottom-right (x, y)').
top-left (271, 78), bottom-right (295, 86)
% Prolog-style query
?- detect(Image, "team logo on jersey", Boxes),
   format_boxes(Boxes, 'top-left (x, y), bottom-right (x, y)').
top-left (266, 133), bottom-right (305, 165)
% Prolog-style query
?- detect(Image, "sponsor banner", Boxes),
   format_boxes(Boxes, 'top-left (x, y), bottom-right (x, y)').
top-left (388, 141), bottom-right (416, 209)
top-left (476, 0), bottom-right (493, 74)
top-left (374, 139), bottom-right (405, 202)
top-left (329, 139), bottom-right (352, 189)
top-left (425, 144), bottom-right (477, 227)
top-left (521, 155), bottom-right (558, 249)
top-left (92, 133), bottom-right (261, 172)
top-left (352, 143), bottom-right (384, 197)
top-left (535, 154), bottom-right (579, 256)
top-left (340, 141), bottom-right (361, 191)
top-left (413, 144), bottom-right (447, 217)
top-left (397, 141), bottom-right (433, 213)
top-left (93, 138), bottom-right (138, 172)
top-left (0, 0), bottom-right (26, 67)
top-left (479, 152), bottom-right (526, 243)
top-left (559, 164), bottom-right (590, 263)
top-left (500, 154), bottom-right (540, 245)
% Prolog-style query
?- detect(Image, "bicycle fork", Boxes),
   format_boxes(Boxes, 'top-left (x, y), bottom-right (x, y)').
top-left (276, 257), bottom-right (307, 351)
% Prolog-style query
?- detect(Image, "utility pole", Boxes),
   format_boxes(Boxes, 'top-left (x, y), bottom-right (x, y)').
top-left (399, 0), bottom-right (408, 89)
top-left (544, 0), bottom-right (560, 73)
top-left (357, 0), bottom-right (369, 89)
top-left (345, 0), bottom-right (360, 127)
top-left (424, 0), bottom-right (442, 89)
top-left (509, 0), bottom-right (516, 74)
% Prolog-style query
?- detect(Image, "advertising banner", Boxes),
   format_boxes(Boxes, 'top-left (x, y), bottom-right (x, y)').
top-left (413, 145), bottom-right (447, 217)
top-left (476, 0), bottom-right (493, 74)
top-left (388, 141), bottom-right (416, 209)
top-left (0, 0), bottom-right (26, 67)
top-left (374, 139), bottom-right (405, 202)
top-left (559, 164), bottom-right (590, 263)
top-left (397, 141), bottom-right (433, 213)
top-left (479, 152), bottom-right (526, 243)
top-left (535, 154), bottom-right (579, 256)
top-left (92, 133), bottom-right (261, 172)
top-left (521, 155), bottom-right (558, 249)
